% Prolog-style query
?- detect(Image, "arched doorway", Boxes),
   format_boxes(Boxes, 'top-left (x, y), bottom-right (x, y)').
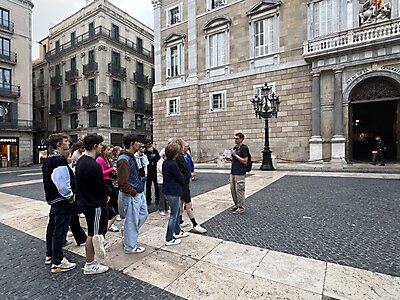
top-left (349, 77), bottom-right (400, 162)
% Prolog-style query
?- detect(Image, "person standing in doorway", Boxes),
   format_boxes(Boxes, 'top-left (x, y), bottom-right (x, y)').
top-left (230, 132), bottom-right (250, 214)
top-left (42, 133), bottom-right (76, 273)
top-left (373, 136), bottom-right (386, 166)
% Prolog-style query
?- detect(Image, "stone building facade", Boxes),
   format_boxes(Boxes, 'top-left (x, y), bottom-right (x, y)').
top-left (0, 0), bottom-right (34, 167)
top-left (152, 0), bottom-right (400, 163)
top-left (32, 0), bottom-right (154, 155)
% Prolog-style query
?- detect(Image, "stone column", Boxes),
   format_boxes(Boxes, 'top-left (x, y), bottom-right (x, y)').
top-left (309, 71), bottom-right (323, 162)
top-left (331, 68), bottom-right (346, 164)
top-left (187, 0), bottom-right (198, 81)
top-left (152, 0), bottom-right (162, 86)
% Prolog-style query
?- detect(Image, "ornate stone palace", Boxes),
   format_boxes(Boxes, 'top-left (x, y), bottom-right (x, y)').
top-left (151, 0), bottom-right (400, 163)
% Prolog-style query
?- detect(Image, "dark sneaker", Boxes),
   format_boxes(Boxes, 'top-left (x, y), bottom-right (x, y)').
top-left (229, 206), bottom-right (238, 211)
top-left (51, 257), bottom-right (76, 273)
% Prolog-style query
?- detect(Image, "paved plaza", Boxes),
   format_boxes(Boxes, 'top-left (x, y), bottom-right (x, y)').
top-left (0, 165), bottom-right (399, 299)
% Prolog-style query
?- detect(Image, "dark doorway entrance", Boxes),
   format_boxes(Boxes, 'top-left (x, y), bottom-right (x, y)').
top-left (351, 100), bottom-right (398, 161)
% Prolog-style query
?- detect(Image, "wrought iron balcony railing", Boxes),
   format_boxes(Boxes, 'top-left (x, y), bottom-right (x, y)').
top-left (108, 64), bottom-right (126, 79)
top-left (109, 96), bottom-right (128, 110)
top-left (0, 19), bottom-right (14, 34)
top-left (0, 119), bottom-right (39, 130)
top-left (63, 99), bottom-right (81, 113)
top-left (50, 103), bottom-right (62, 115)
top-left (50, 75), bottom-right (63, 87)
top-left (0, 51), bottom-right (17, 64)
top-left (36, 76), bottom-right (45, 87)
top-left (45, 26), bottom-right (153, 62)
top-left (83, 62), bottom-right (98, 76)
top-left (82, 95), bottom-right (98, 108)
top-left (303, 18), bottom-right (400, 58)
top-left (133, 72), bottom-right (149, 86)
top-left (0, 85), bottom-right (20, 98)
top-left (65, 69), bottom-right (79, 82)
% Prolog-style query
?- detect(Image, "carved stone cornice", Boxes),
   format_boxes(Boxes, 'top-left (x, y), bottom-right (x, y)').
top-left (152, 0), bottom-right (161, 8)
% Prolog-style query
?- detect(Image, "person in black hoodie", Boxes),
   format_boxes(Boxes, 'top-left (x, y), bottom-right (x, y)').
top-left (42, 133), bottom-right (77, 273)
top-left (75, 134), bottom-right (111, 275)
top-left (145, 142), bottom-right (160, 206)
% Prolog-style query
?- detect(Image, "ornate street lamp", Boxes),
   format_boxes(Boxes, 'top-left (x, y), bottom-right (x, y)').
top-left (250, 82), bottom-right (281, 170)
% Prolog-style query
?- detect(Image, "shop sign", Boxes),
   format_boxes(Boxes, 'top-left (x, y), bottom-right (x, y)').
top-left (0, 137), bottom-right (19, 145)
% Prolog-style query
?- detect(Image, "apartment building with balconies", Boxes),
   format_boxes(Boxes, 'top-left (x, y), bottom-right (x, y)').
top-left (39, 0), bottom-right (154, 147)
top-left (152, 0), bottom-right (400, 163)
top-left (0, 0), bottom-right (34, 168)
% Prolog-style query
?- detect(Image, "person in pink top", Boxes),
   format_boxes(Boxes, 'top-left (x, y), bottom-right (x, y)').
top-left (96, 144), bottom-right (119, 232)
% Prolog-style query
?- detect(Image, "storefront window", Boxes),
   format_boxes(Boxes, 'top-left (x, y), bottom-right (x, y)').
top-left (0, 137), bottom-right (19, 167)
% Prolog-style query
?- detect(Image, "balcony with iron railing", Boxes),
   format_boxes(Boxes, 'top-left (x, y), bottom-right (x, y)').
top-left (36, 75), bottom-right (45, 87)
top-left (50, 75), bottom-right (63, 87)
top-left (45, 26), bottom-right (153, 63)
top-left (0, 85), bottom-right (20, 99)
top-left (83, 62), bottom-right (98, 76)
top-left (65, 69), bottom-right (79, 82)
top-left (34, 98), bottom-right (46, 109)
top-left (133, 72), bottom-right (149, 86)
top-left (0, 119), bottom-right (40, 130)
top-left (63, 98), bottom-right (81, 113)
top-left (50, 102), bottom-right (62, 115)
top-left (109, 96), bottom-right (128, 110)
top-left (83, 95), bottom-right (98, 108)
top-left (303, 18), bottom-right (400, 59)
top-left (133, 101), bottom-right (152, 114)
top-left (0, 51), bottom-right (17, 65)
top-left (108, 63), bottom-right (126, 79)
top-left (0, 19), bottom-right (14, 34)
top-left (32, 121), bottom-right (48, 131)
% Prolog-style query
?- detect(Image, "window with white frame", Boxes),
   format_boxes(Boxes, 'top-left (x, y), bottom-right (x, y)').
top-left (166, 3), bottom-right (182, 26)
top-left (166, 97), bottom-right (180, 116)
top-left (166, 44), bottom-right (183, 78)
top-left (207, 0), bottom-right (227, 10)
top-left (255, 17), bottom-right (274, 57)
top-left (208, 32), bottom-right (226, 68)
top-left (209, 90), bottom-right (226, 112)
top-left (313, 0), bottom-right (339, 37)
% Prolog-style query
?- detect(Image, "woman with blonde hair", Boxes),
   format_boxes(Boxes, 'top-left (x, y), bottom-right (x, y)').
top-left (173, 138), bottom-right (206, 234)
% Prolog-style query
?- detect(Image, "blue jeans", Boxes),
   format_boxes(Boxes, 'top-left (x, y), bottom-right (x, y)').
top-left (45, 201), bottom-right (73, 264)
top-left (164, 195), bottom-right (181, 242)
top-left (120, 191), bottom-right (148, 251)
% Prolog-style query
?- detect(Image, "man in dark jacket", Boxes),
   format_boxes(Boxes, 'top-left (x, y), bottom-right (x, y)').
top-left (374, 136), bottom-right (386, 166)
top-left (42, 133), bottom-right (76, 273)
top-left (76, 134), bottom-right (111, 275)
top-left (145, 143), bottom-right (160, 206)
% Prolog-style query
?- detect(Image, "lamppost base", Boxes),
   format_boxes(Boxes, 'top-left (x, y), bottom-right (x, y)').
top-left (259, 149), bottom-right (274, 171)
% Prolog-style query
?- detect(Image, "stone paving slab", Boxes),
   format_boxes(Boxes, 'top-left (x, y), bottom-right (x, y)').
top-left (0, 222), bottom-right (184, 300)
top-left (202, 175), bottom-right (400, 278)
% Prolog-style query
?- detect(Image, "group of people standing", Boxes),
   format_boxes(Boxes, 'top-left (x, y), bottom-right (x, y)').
top-left (42, 132), bottom-right (207, 275)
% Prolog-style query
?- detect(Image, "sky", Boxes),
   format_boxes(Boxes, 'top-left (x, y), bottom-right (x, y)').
top-left (31, 0), bottom-right (154, 59)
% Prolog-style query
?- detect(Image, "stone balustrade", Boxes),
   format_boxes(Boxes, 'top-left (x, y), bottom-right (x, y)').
top-left (304, 18), bottom-right (400, 58)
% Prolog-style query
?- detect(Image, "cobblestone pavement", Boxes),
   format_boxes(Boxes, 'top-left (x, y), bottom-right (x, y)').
top-left (0, 222), bottom-right (184, 300)
top-left (202, 175), bottom-right (400, 277)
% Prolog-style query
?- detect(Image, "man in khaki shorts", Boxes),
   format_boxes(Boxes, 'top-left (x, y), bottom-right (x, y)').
top-left (230, 132), bottom-right (249, 214)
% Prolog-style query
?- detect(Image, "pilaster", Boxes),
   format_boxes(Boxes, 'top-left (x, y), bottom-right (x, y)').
top-left (309, 71), bottom-right (323, 162)
top-left (187, 0), bottom-right (198, 80)
top-left (331, 67), bottom-right (346, 164)
top-left (153, 1), bottom-right (162, 86)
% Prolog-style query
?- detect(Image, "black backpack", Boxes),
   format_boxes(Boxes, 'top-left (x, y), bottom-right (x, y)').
top-left (246, 151), bottom-right (252, 173)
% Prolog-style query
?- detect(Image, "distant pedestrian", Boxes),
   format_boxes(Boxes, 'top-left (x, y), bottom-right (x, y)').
top-left (134, 143), bottom-right (149, 183)
top-left (42, 133), bottom-right (76, 273)
top-left (71, 140), bottom-right (84, 167)
top-left (75, 134), bottom-right (111, 275)
top-left (117, 134), bottom-right (148, 254)
top-left (157, 148), bottom-right (169, 215)
top-left (163, 143), bottom-right (189, 246)
top-left (230, 132), bottom-right (250, 214)
top-left (372, 136), bottom-right (386, 166)
top-left (184, 142), bottom-right (196, 181)
top-left (145, 143), bottom-right (160, 206)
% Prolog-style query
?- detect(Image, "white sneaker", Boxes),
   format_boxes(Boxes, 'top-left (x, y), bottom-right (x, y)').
top-left (192, 225), bottom-right (207, 234)
top-left (159, 210), bottom-right (166, 216)
top-left (181, 221), bottom-right (190, 228)
top-left (165, 238), bottom-right (181, 246)
top-left (92, 235), bottom-right (106, 259)
top-left (51, 257), bottom-right (76, 273)
top-left (173, 230), bottom-right (189, 239)
top-left (83, 261), bottom-right (109, 275)
top-left (125, 246), bottom-right (145, 254)
top-left (109, 224), bottom-right (119, 232)
top-left (67, 230), bottom-right (73, 237)
top-left (79, 213), bottom-right (85, 218)
top-left (116, 214), bottom-right (122, 222)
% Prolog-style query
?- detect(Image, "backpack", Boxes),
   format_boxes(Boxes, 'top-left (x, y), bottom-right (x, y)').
top-left (246, 151), bottom-right (252, 173)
